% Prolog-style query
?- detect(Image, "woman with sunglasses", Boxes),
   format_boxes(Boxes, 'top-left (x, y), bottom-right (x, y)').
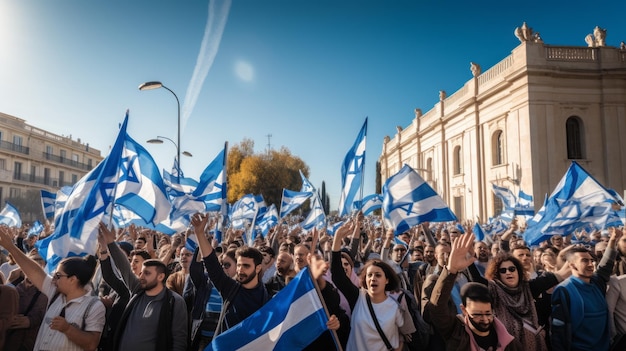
top-left (0, 226), bottom-right (105, 351)
top-left (474, 253), bottom-right (564, 351)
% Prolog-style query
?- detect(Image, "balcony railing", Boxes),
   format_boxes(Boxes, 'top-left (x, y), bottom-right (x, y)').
top-left (12, 172), bottom-right (73, 187)
top-left (43, 152), bottom-right (93, 171)
top-left (0, 140), bottom-right (29, 155)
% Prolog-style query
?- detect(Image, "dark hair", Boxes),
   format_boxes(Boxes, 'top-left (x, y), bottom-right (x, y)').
top-left (485, 254), bottom-right (526, 283)
top-left (130, 250), bottom-right (152, 261)
top-left (461, 282), bottom-right (493, 305)
top-left (143, 259), bottom-right (168, 283)
top-left (221, 249), bottom-right (237, 264)
top-left (260, 246), bottom-right (275, 258)
top-left (359, 259), bottom-right (400, 292)
top-left (564, 246), bottom-right (591, 262)
top-left (136, 237), bottom-right (147, 244)
top-left (236, 246), bottom-right (264, 266)
top-left (340, 252), bottom-right (354, 268)
top-left (117, 241), bottom-right (134, 256)
top-left (59, 255), bottom-right (98, 287)
top-left (512, 245), bottom-right (531, 254)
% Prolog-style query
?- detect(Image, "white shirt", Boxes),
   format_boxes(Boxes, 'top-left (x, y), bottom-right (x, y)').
top-left (33, 275), bottom-right (106, 351)
top-left (346, 289), bottom-right (404, 351)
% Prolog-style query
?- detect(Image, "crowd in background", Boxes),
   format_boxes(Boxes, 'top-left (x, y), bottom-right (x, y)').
top-left (0, 213), bottom-right (625, 351)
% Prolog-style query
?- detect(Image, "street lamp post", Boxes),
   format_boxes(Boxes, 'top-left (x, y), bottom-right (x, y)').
top-left (146, 136), bottom-right (193, 157)
top-left (139, 81), bottom-right (183, 165)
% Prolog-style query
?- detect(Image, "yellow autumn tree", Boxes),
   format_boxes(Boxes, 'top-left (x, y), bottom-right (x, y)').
top-left (227, 140), bottom-right (310, 210)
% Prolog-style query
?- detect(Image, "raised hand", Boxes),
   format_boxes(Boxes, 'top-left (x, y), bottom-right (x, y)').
top-left (447, 233), bottom-right (476, 274)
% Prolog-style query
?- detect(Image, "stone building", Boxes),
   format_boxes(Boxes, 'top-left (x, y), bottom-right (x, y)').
top-left (0, 111), bottom-right (103, 221)
top-left (379, 23), bottom-right (626, 221)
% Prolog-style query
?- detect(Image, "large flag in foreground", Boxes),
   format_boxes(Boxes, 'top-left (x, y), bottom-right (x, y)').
top-left (37, 111), bottom-right (171, 272)
top-left (0, 202), bottom-right (22, 227)
top-left (207, 267), bottom-right (328, 351)
top-left (524, 161), bottom-right (621, 245)
top-left (383, 164), bottom-right (456, 234)
top-left (338, 118), bottom-right (367, 216)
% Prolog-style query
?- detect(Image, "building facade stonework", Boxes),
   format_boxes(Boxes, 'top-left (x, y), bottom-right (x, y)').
top-left (0, 112), bottom-right (103, 221)
top-left (379, 23), bottom-right (626, 221)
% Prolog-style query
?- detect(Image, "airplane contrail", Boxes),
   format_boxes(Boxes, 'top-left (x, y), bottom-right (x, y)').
top-left (180, 0), bottom-right (232, 133)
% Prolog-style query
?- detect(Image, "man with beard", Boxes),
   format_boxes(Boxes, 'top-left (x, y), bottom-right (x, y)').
top-left (265, 252), bottom-right (296, 297)
top-left (191, 213), bottom-right (269, 335)
top-left (425, 233), bottom-right (523, 351)
top-left (100, 222), bottom-right (188, 351)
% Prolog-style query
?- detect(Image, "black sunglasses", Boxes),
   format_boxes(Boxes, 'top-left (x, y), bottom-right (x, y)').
top-left (499, 266), bottom-right (517, 274)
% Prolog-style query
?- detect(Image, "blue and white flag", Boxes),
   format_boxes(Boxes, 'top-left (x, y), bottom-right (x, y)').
top-left (230, 194), bottom-right (266, 223)
top-left (40, 190), bottom-right (56, 219)
top-left (300, 170), bottom-right (316, 193)
top-left (192, 147), bottom-right (227, 212)
top-left (28, 220), bottom-right (45, 237)
top-left (163, 168), bottom-right (198, 196)
top-left (257, 204), bottom-right (279, 236)
top-left (37, 114), bottom-right (130, 272)
top-left (53, 186), bottom-right (73, 226)
top-left (207, 267), bottom-right (328, 351)
top-left (492, 184), bottom-right (517, 210)
top-left (473, 222), bottom-right (486, 242)
top-left (382, 164), bottom-right (457, 235)
top-left (326, 221), bottom-right (344, 236)
top-left (0, 202), bottom-right (22, 228)
top-left (353, 193), bottom-right (382, 216)
top-left (114, 133), bottom-right (171, 226)
top-left (279, 189), bottom-right (312, 218)
top-left (514, 190), bottom-right (535, 220)
top-left (338, 118), bottom-right (367, 216)
top-left (524, 161), bottom-right (621, 246)
top-left (301, 195), bottom-right (326, 231)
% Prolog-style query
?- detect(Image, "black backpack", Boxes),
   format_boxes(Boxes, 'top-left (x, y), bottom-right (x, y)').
top-left (397, 289), bottom-right (431, 350)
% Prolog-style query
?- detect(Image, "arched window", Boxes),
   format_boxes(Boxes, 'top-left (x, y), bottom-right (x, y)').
top-left (453, 146), bottom-right (462, 175)
top-left (492, 130), bottom-right (504, 166)
top-left (566, 116), bottom-right (584, 159)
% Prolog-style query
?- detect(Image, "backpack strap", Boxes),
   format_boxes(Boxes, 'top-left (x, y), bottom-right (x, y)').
top-left (81, 297), bottom-right (99, 331)
top-left (366, 293), bottom-right (393, 351)
top-left (215, 283), bottom-right (241, 336)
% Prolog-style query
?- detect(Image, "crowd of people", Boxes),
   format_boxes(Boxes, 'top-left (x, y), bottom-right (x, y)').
top-left (0, 213), bottom-right (625, 351)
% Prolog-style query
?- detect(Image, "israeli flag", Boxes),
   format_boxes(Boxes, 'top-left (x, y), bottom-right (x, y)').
top-left (280, 189), bottom-right (312, 218)
top-left (37, 113), bottom-right (130, 273)
top-left (492, 184), bottom-right (517, 209)
top-left (514, 190), bottom-right (535, 220)
top-left (163, 168), bottom-right (198, 196)
top-left (0, 202), bottom-right (22, 227)
top-left (40, 190), bottom-right (56, 219)
top-left (353, 193), bottom-right (382, 215)
top-left (299, 170), bottom-right (316, 193)
top-left (207, 267), bottom-right (328, 350)
top-left (524, 161), bottom-right (621, 245)
top-left (192, 147), bottom-right (227, 212)
top-left (231, 194), bottom-right (266, 222)
top-left (382, 164), bottom-right (457, 235)
top-left (114, 133), bottom-right (171, 226)
top-left (257, 204), bottom-right (279, 236)
top-left (338, 118), bottom-right (367, 216)
top-left (302, 196), bottom-right (326, 231)
top-left (53, 186), bottom-right (73, 226)
top-left (28, 220), bottom-right (45, 237)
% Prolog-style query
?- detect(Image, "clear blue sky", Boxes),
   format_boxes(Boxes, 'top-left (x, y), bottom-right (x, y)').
top-left (1, 0), bottom-right (624, 210)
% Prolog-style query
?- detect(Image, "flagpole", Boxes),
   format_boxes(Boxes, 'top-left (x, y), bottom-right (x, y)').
top-left (307, 268), bottom-right (344, 351)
